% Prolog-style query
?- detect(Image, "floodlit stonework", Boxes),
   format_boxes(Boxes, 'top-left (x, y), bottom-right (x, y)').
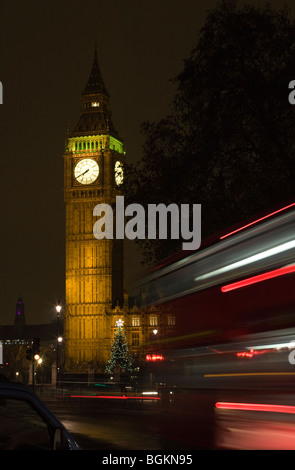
top-left (63, 50), bottom-right (174, 373)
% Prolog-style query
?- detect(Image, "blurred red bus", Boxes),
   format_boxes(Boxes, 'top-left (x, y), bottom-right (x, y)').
top-left (139, 201), bottom-right (295, 357)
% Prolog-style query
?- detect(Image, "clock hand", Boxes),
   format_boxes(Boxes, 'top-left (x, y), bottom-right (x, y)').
top-left (77, 169), bottom-right (89, 179)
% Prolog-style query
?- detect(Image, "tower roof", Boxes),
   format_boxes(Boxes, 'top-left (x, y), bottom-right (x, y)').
top-left (70, 48), bottom-right (119, 139)
top-left (83, 48), bottom-right (109, 97)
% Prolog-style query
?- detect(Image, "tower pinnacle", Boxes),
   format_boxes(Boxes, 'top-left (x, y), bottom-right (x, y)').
top-left (70, 48), bottom-right (118, 138)
top-left (83, 48), bottom-right (109, 96)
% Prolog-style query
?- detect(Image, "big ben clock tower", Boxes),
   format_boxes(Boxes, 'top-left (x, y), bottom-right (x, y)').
top-left (63, 49), bottom-right (125, 372)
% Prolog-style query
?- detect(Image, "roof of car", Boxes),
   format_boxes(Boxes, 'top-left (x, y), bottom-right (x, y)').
top-left (0, 381), bottom-right (41, 396)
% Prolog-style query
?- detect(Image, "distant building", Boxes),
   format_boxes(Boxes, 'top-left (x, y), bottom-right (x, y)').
top-left (0, 297), bottom-right (57, 342)
top-left (0, 297), bottom-right (58, 382)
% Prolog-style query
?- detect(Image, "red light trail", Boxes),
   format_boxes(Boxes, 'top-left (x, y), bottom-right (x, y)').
top-left (215, 401), bottom-right (295, 414)
top-left (69, 395), bottom-right (160, 400)
top-left (220, 202), bottom-right (295, 240)
top-left (146, 354), bottom-right (164, 361)
top-left (221, 264), bottom-right (295, 292)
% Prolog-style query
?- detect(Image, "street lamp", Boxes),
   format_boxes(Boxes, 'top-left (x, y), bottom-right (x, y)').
top-left (56, 302), bottom-right (62, 388)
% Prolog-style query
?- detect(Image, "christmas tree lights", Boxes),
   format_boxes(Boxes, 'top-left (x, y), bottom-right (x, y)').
top-left (105, 319), bottom-right (134, 375)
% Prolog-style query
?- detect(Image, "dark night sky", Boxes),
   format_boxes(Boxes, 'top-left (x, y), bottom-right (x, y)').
top-left (0, 0), bottom-right (293, 325)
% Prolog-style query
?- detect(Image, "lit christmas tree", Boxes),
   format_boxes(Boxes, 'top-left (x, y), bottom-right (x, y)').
top-left (105, 319), bottom-right (134, 375)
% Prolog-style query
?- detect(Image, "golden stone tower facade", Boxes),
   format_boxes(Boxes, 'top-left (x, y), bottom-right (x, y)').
top-left (63, 50), bottom-right (126, 372)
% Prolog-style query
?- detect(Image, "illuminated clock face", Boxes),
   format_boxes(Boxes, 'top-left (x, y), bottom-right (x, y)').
top-left (114, 161), bottom-right (123, 186)
top-left (74, 158), bottom-right (99, 185)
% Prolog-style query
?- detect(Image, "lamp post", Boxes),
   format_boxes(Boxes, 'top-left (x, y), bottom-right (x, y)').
top-left (56, 302), bottom-right (62, 388)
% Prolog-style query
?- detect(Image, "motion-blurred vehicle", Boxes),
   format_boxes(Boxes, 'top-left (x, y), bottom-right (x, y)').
top-left (138, 201), bottom-right (295, 449)
top-left (0, 381), bottom-right (81, 450)
top-left (140, 201), bottom-right (295, 386)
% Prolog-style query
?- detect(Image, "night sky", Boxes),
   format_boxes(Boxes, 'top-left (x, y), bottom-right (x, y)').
top-left (0, 0), bottom-right (293, 325)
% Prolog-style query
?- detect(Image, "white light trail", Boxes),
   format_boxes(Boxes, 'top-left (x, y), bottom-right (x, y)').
top-left (195, 240), bottom-right (295, 281)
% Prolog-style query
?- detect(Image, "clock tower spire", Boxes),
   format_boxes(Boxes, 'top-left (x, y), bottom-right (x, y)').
top-left (63, 49), bottom-right (125, 372)
top-left (83, 46), bottom-right (109, 96)
top-left (71, 48), bottom-right (118, 139)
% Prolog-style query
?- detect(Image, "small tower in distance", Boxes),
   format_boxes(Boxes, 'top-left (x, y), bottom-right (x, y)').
top-left (14, 296), bottom-right (26, 336)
